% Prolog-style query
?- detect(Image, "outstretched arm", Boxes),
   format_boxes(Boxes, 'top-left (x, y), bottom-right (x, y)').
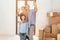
top-left (33, 0), bottom-right (37, 13)
top-left (16, 8), bottom-right (20, 17)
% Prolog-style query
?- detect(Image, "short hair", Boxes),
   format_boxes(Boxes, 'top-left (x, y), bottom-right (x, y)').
top-left (20, 13), bottom-right (26, 21)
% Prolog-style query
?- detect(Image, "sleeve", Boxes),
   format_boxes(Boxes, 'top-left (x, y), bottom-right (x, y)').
top-left (31, 9), bottom-right (34, 13)
top-left (19, 25), bottom-right (21, 33)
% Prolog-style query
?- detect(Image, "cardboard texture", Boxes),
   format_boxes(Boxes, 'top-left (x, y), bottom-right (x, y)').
top-left (44, 26), bottom-right (51, 33)
top-left (44, 33), bottom-right (51, 38)
top-left (52, 24), bottom-right (58, 34)
top-left (44, 24), bottom-right (58, 38)
top-left (45, 38), bottom-right (56, 40)
top-left (49, 17), bottom-right (60, 24)
top-left (45, 33), bottom-right (57, 38)
top-left (57, 24), bottom-right (60, 33)
top-left (39, 30), bottom-right (44, 40)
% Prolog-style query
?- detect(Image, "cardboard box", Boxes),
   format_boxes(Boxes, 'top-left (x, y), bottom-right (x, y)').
top-left (47, 12), bottom-right (60, 17)
top-left (49, 17), bottom-right (60, 24)
top-left (47, 12), bottom-right (57, 17)
top-left (52, 24), bottom-right (58, 34)
top-left (39, 30), bottom-right (44, 40)
top-left (45, 33), bottom-right (57, 38)
top-left (57, 23), bottom-right (60, 33)
top-left (57, 34), bottom-right (60, 40)
top-left (44, 25), bottom-right (51, 33)
top-left (44, 33), bottom-right (51, 38)
top-left (44, 24), bottom-right (58, 38)
top-left (45, 38), bottom-right (56, 40)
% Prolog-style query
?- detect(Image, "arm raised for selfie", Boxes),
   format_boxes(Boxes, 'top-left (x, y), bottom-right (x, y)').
top-left (33, 0), bottom-right (37, 13)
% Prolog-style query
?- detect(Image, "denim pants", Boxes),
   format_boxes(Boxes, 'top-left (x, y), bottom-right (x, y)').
top-left (20, 33), bottom-right (26, 40)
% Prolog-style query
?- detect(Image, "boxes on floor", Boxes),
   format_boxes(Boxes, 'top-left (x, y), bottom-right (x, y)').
top-left (49, 17), bottom-right (60, 24)
top-left (44, 25), bottom-right (51, 33)
top-left (45, 33), bottom-right (57, 38)
top-left (45, 38), bottom-right (56, 40)
top-left (44, 24), bottom-right (58, 38)
top-left (52, 24), bottom-right (59, 34)
top-left (44, 33), bottom-right (51, 38)
top-left (39, 29), bottom-right (44, 40)
top-left (44, 25), bottom-right (52, 38)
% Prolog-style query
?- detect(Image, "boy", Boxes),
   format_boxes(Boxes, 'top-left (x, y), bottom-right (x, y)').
top-left (19, 13), bottom-right (28, 40)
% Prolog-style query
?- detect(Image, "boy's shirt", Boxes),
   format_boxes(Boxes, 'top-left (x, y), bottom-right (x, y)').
top-left (19, 22), bottom-right (28, 33)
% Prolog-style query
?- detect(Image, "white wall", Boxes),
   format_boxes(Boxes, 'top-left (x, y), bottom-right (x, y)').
top-left (36, 0), bottom-right (52, 36)
top-left (0, 0), bottom-right (52, 36)
top-left (52, 0), bottom-right (60, 11)
top-left (0, 0), bottom-right (16, 35)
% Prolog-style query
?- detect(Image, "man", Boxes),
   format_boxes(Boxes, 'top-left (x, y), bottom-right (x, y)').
top-left (25, 1), bottom-right (37, 40)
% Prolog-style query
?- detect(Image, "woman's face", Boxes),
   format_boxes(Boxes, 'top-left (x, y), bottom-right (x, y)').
top-left (21, 7), bottom-right (26, 13)
top-left (21, 7), bottom-right (25, 11)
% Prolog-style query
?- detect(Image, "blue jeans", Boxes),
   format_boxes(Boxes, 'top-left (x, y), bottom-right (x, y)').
top-left (20, 33), bottom-right (26, 40)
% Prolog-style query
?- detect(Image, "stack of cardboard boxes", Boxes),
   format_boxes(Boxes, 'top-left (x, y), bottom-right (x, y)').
top-left (44, 12), bottom-right (60, 40)
top-left (39, 29), bottom-right (44, 40)
top-left (39, 12), bottom-right (60, 40)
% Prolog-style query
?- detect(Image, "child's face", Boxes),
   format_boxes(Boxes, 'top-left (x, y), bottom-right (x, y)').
top-left (21, 16), bottom-right (25, 20)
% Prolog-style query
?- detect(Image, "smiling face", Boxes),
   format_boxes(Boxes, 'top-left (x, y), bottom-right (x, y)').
top-left (20, 14), bottom-right (26, 21)
top-left (21, 6), bottom-right (27, 14)
top-left (25, 4), bottom-right (30, 11)
top-left (21, 16), bottom-right (25, 20)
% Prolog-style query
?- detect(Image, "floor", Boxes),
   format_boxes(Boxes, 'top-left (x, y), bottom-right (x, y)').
top-left (0, 35), bottom-right (39, 40)
top-left (0, 35), bottom-right (20, 40)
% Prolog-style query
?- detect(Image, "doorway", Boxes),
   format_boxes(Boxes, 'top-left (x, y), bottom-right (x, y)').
top-left (16, 0), bottom-right (36, 34)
